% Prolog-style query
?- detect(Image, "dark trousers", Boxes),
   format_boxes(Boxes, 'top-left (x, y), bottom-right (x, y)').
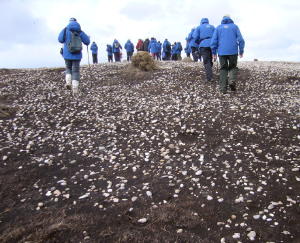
top-left (163, 52), bottom-right (171, 61)
top-left (65, 59), bottom-right (80, 80)
top-left (92, 53), bottom-right (98, 64)
top-left (191, 47), bottom-right (201, 62)
top-left (114, 53), bottom-right (121, 62)
top-left (127, 52), bottom-right (133, 61)
top-left (186, 53), bottom-right (191, 58)
top-left (108, 55), bottom-right (113, 62)
top-left (200, 47), bottom-right (213, 81)
top-left (219, 55), bottom-right (238, 92)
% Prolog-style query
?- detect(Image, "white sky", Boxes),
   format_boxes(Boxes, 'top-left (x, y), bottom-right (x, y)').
top-left (0, 0), bottom-right (300, 68)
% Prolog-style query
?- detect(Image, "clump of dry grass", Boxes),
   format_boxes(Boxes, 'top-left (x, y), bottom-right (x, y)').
top-left (182, 57), bottom-right (193, 62)
top-left (131, 51), bottom-right (157, 71)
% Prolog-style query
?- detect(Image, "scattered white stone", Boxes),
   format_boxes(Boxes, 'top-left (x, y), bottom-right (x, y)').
top-left (247, 231), bottom-right (256, 241)
top-left (46, 191), bottom-right (52, 197)
top-left (3, 156), bottom-right (8, 161)
top-left (232, 233), bottom-right (240, 239)
top-left (146, 191), bottom-right (152, 197)
top-left (79, 193), bottom-right (90, 199)
top-left (207, 195), bottom-right (213, 201)
top-left (138, 218), bottom-right (147, 223)
top-left (177, 229), bottom-right (183, 233)
top-left (195, 170), bottom-right (202, 175)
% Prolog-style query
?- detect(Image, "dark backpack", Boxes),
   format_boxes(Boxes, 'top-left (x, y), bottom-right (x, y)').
top-left (67, 30), bottom-right (82, 53)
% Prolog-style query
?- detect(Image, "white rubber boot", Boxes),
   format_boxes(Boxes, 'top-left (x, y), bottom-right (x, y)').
top-left (65, 74), bottom-right (71, 90)
top-left (72, 80), bottom-right (79, 95)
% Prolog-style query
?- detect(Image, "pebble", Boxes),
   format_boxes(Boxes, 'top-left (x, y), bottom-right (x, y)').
top-left (138, 218), bottom-right (147, 223)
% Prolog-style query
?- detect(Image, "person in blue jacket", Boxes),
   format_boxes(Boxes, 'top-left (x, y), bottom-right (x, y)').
top-left (162, 39), bottom-right (171, 61)
top-left (124, 40), bottom-right (134, 61)
top-left (175, 42), bottom-right (183, 60)
top-left (112, 39), bottom-right (122, 62)
top-left (106, 44), bottom-right (113, 62)
top-left (90, 41), bottom-right (98, 64)
top-left (211, 15), bottom-right (245, 94)
top-left (171, 42), bottom-right (177, 61)
top-left (187, 28), bottom-right (200, 62)
top-left (148, 37), bottom-right (159, 59)
top-left (185, 39), bottom-right (191, 58)
top-left (193, 18), bottom-right (215, 81)
top-left (58, 17), bottom-right (90, 95)
top-left (157, 41), bottom-right (162, 61)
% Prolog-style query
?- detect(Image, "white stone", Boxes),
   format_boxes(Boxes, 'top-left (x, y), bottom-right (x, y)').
top-left (138, 218), bottom-right (147, 223)
top-left (247, 231), bottom-right (256, 241)
top-left (232, 233), bottom-right (240, 239)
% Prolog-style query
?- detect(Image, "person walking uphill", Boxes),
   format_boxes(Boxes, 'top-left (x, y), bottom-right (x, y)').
top-left (90, 41), bottom-right (98, 64)
top-left (124, 40), bottom-right (134, 61)
top-left (112, 39), bottom-right (122, 62)
top-left (58, 17), bottom-right (90, 95)
top-left (193, 18), bottom-right (215, 82)
top-left (211, 15), bottom-right (245, 94)
top-left (106, 44), bottom-right (113, 62)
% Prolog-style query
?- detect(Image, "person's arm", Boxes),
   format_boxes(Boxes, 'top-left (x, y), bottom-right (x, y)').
top-left (210, 28), bottom-right (218, 60)
top-left (58, 28), bottom-right (66, 43)
top-left (80, 31), bottom-right (90, 46)
top-left (236, 26), bottom-right (245, 57)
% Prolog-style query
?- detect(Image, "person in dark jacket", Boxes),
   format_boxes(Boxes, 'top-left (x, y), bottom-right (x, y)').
top-left (124, 40), bottom-right (134, 61)
top-left (106, 44), bottom-right (113, 62)
top-left (112, 39), bottom-right (122, 62)
top-left (193, 18), bottom-right (215, 81)
top-left (211, 15), bottom-right (245, 93)
top-left (58, 17), bottom-right (90, 95)
top-left (162, 39), bottom-right (171, 60)
top-left (90, 41), bottom-right (98, 64)
top-left (143, 38), bottom-right (150, 52)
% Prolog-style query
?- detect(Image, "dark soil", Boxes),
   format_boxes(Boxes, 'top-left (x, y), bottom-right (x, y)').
top-left (0, 62), bottom-right (299, 243)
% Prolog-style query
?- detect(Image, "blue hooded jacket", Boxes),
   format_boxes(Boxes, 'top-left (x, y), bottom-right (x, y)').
top-left (210, 16), bottom-right (245, 55)
top-left (157, 42), bottom-right (162, 53)
top-left (193, 18), bottom-right (215, 48)
top-left (106, 44), bottom-right (113, 55)
top-left (90, 42), bottom-right (98, 54)
top-left (112, 39), bottom-right (122, 53)
top-left (163, 39), bottom-right (171, 53)
top-left (173, 42), bottom-right (183, 55)
top-left (148, 39), bottom-right (159, 53)
top-left (58, 20), bottom-right (90, 60)
top-left (124, 40), bottom-right (134, 52)
top-left (187, 28), bottom-right (198, 48)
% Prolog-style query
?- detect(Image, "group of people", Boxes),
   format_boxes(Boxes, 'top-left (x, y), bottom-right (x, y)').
top-left (89, 38), bottom-right (185, 64)
top-left (58, 15), bottom-right (244, 95)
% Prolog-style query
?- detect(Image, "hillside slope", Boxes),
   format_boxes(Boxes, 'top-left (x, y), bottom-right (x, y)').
top-left (0, 61), bottom-right (299, 242)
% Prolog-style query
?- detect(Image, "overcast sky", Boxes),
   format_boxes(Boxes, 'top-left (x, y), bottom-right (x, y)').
top-left (1, 0), bottom-right (300, 68)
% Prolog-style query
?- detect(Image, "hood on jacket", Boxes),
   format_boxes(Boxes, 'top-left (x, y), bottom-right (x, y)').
top-left (201, 18), bottom-right (209, 24)
top-left (221, 16), bottom-right (234, 24)
top-left (67, 21), bottom-right (81, 32)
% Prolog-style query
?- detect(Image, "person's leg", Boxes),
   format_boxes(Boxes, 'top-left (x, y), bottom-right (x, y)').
top-left (201, 47), bottom-right (213, 81)
top-left (127, 52), bottom-right (130, 61)
top-left (219, 55), bottom-right (229, 93)
top-left (191, 47), bottom-right (198, 62)
top-left (64, 59), bottom-right (72, 89)
top-left (71, 60), bottom-right (80, 95)
top-left (228, 55), bottom-right (238, 91)
top-left (92, 54), bottom-right (96, 64)
top-left (95, 54), bottom-right (98, 64)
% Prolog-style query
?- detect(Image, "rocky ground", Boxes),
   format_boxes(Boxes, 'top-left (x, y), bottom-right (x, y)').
top-left (0, 61), bottom-right (299, 243)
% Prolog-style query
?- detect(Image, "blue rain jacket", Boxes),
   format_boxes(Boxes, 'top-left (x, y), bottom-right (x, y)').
top-left (112, 40), bottom-right (122, 53)
top-left (148, 39), bottom-right (159, 53)
top-left (163, 39), bottom-right (171, 53)
top-left (193, 18), bottom-right (215, 48)
top-left (124, 40), bottom-right (134, 52)
top-left (90, 42), bottom-right (98, 54)
top-left (106, 45), bottom-right (113, 55)
top-left (187, 28), bottom-right (198, 48)
top-left (58, 21), bottom-right (90, 60)
top-left (210, 17), bottom-right (245, 55)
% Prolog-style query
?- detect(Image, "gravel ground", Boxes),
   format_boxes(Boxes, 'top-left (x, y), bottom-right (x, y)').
top-left (0, 61), bottom-right (299, 242)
